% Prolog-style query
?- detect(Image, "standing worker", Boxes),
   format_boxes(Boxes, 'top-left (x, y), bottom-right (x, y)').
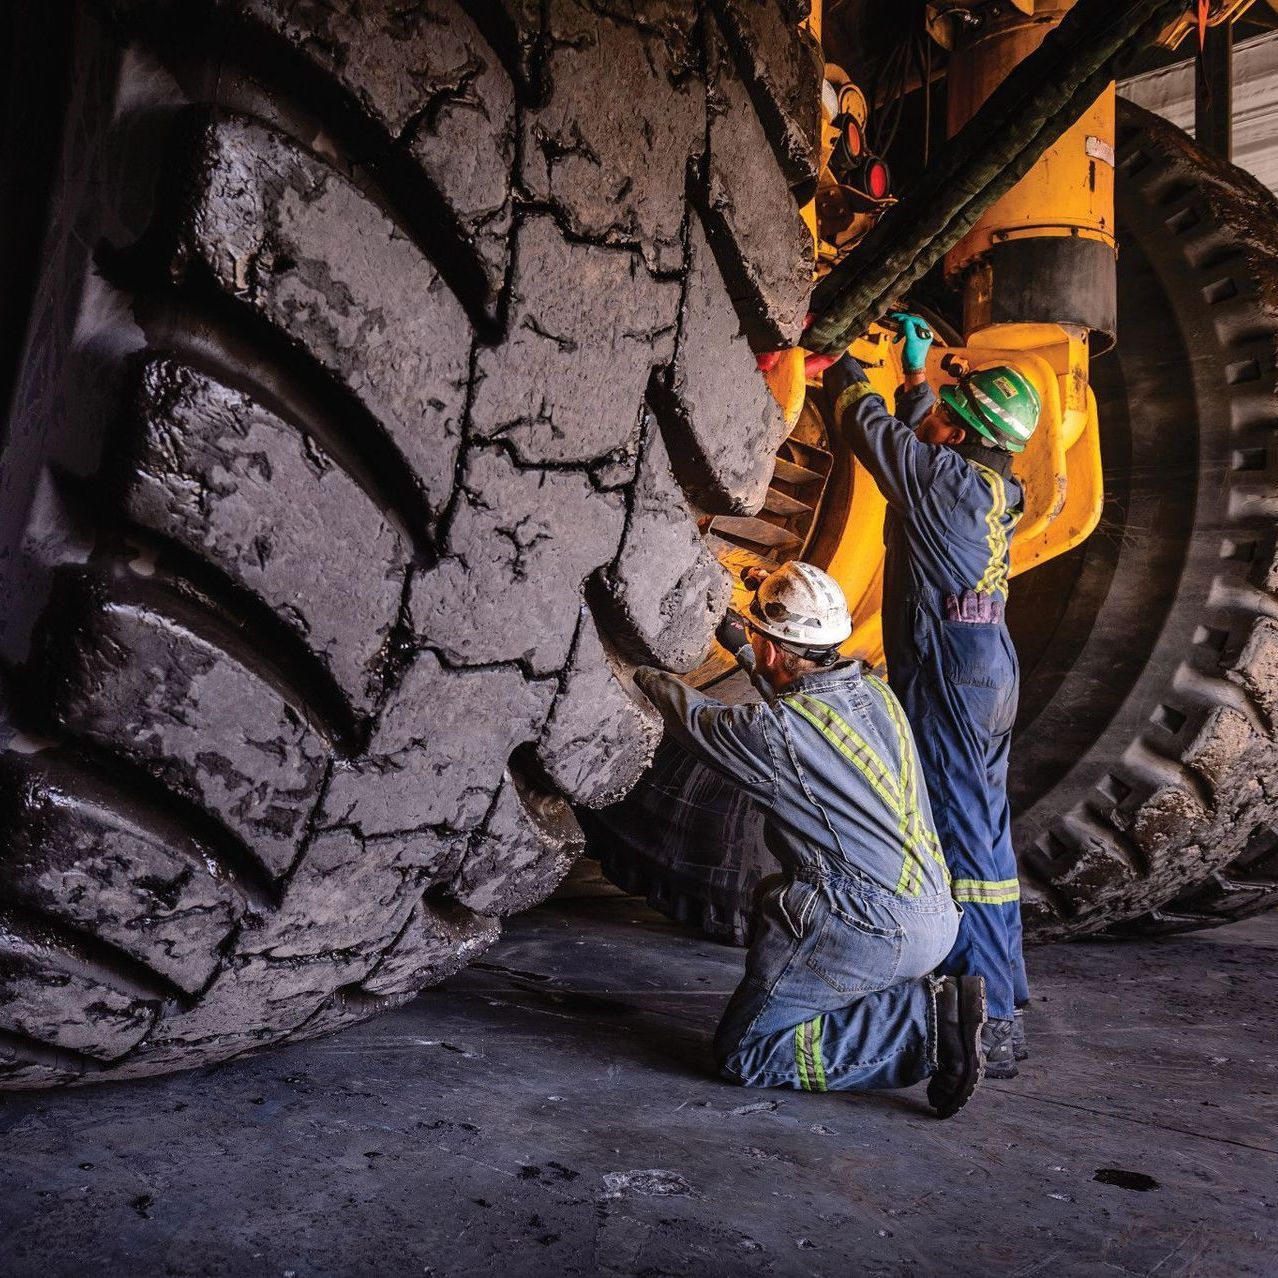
top-left (821, 314), bottom-right (1041, 1078)
top-left (634, 562), bottom-right (987, 1118)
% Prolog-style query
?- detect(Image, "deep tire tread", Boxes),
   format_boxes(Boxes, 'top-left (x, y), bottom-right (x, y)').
top-left (0, 0), bottom-right (817, 1083)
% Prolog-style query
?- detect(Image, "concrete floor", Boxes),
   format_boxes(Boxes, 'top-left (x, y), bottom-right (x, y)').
top-left (2, 875), bottom-right (1276, 1278)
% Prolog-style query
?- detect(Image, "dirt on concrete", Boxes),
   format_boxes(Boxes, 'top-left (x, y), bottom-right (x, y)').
top-left (1, 872), bottom-right (1275, 1276)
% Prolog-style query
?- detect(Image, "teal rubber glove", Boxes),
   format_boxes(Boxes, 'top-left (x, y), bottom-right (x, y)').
top-left (889, 311), bottom-right (934, 373)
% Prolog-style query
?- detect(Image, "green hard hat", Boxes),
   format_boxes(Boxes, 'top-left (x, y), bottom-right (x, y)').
top-left (939, 364), bottom-right (1041, 454)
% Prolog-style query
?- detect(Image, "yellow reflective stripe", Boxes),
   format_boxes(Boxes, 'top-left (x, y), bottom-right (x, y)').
top-left (786, 694), bottom-right (901, 812)
top-left (810, 1016), bottom-right (828, 1091)
top-left (865, 677), bottom-right (950, 891)
top-left (794, 693), bottom-right (924, 896)
top-left (795, 1020), bottom-right (811, 1090)
top-left (865, 677), bottom-right (929, 894)
top-left (834, 382), bottom-right (880, 420)
top-left (791, 692), bottom-right (920, 893)
top-left (795, 1017), bottom-right (826, 1092)
top-left (968, 461), bottom-right (1010, 599)
top-left (952, 877), bottom-right (1021, 905)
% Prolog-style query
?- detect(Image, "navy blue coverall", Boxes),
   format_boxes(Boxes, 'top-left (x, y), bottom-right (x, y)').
top-left (831, 365), bottom-right (1029, 1022)
top-left (635, 660), bottom-right (959, 1095)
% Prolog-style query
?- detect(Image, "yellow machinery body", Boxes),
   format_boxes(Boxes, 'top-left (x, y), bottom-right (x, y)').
top-left (944, 3), bottom-right (1116, 279)
top-left (756, 0), bottom-right (1112, 668)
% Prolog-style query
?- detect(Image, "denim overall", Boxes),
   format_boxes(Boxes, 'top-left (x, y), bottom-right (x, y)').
top-left (635, 661), bottom-right (959, 1092)
top-left (837, 377), bottom-right (1030, 1021)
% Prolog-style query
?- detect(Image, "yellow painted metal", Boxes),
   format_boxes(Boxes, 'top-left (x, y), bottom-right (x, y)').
top-left (1013, 387), bottom-right (1102, 572)
top-left (962, 321), bottom-right (1102, 557)
top-left (945, 2), bottom-right (1116, 276)
top-left (805, 0), bottom-right (822, 44)
top-left (814, 323), bottom-right (1104, 669)
top-left (762, 347), bottom-right (809, 429)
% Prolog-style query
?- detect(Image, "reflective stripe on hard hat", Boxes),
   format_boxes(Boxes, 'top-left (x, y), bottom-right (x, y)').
top-left (968, 382), bottom-right (1032, 442)
top-left (940, 365), bottom-right (1041, 454)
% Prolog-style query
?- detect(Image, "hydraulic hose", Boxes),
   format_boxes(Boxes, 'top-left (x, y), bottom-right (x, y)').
top-left (805, 0), bottom-right (1192, 353)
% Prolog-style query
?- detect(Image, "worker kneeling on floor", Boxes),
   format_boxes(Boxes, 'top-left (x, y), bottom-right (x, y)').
top-left (634, 563), bottom-right (987, 1119)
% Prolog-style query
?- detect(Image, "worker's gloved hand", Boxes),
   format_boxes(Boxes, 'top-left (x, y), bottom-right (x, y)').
top-left (820, 351), bottom-right (870, 406)
top-left (715, 608), bottom-right (751, 655)
top-left (889, 311), bottom-right (934, 373)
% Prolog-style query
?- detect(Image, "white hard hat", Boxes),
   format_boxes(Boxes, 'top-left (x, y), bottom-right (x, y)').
top-left (746, 562), bottom-right (852, 652)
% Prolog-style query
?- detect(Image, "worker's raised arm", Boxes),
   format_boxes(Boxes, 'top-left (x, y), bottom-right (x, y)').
top-left (632, 667), bottom-right (777, 803)
top-left (826, 353), bottom-right (943, 511)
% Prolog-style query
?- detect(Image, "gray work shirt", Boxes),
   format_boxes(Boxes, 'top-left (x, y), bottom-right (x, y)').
top-left (634, 659), bottom-right (951, 901)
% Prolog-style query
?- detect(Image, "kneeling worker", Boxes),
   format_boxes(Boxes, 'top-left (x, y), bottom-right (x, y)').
top-left (633, 562), bottom-right (987, 1118)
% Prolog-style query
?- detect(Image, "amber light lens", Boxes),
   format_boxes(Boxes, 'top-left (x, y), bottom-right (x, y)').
top-left (842, 117), bottom-right (863, 158)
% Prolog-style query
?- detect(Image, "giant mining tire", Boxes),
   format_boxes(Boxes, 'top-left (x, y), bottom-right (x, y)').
top-left (0, 0), bottom-right (819, 1086)
top-left (593, 99), bottom-right (1278, 947)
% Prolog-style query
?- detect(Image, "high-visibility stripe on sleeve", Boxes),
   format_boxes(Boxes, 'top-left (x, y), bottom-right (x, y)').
top-left (952, 877), bottom-right (1021, 905)
top-left (834, 382), bottom-right (881, 421)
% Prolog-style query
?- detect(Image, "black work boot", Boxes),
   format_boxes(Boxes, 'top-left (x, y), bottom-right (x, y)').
top-left (982, 1017), bottom-right (1018, 1079)
top-left (927, 975), bottom-right (987, 1119)
top-left (1012, 1008), bottom-right (1029, 1061)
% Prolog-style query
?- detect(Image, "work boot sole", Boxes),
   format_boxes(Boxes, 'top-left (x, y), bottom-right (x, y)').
top-left (927, 975), bottom-right (987, 1120)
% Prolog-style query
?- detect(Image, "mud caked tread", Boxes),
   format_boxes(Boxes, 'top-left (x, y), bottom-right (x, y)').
top-left (449, 770), bottom-right (584, 917)
top-left (0, 905), bottom-right (163, 1059)
top-left (702, 14), bottom-right (812, 348)
top-left (469, 214), bottom-right (679, 468)
top-left (601, 411), bottom-right (732, 670)
top-left (360, 894), bottom-right (501, 999)
top-left (170, 113), bottom-right (474, 520)
top-left (234, 0), bottom-right (516, 308)
top-left (115, 357), bottom-right (408, 717)
top-left (707, 0), bottom-right (822, 191)
top-left (410, 447), bottom-right (627, 676)
top-left (535, 605), bottom-right (663, 809)
top-left (519, 1), bottom-right (703, 276)
top-left (316, 650), bottom-right (556, 838)
top-left (654, 212), bottom-right (793, 515)
top-left (39, 578), bottom-right (331, 877)
top-left (0, 756), bottom-right (251, 993)
top-left (0, 0), bottom-right (816, 1082)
